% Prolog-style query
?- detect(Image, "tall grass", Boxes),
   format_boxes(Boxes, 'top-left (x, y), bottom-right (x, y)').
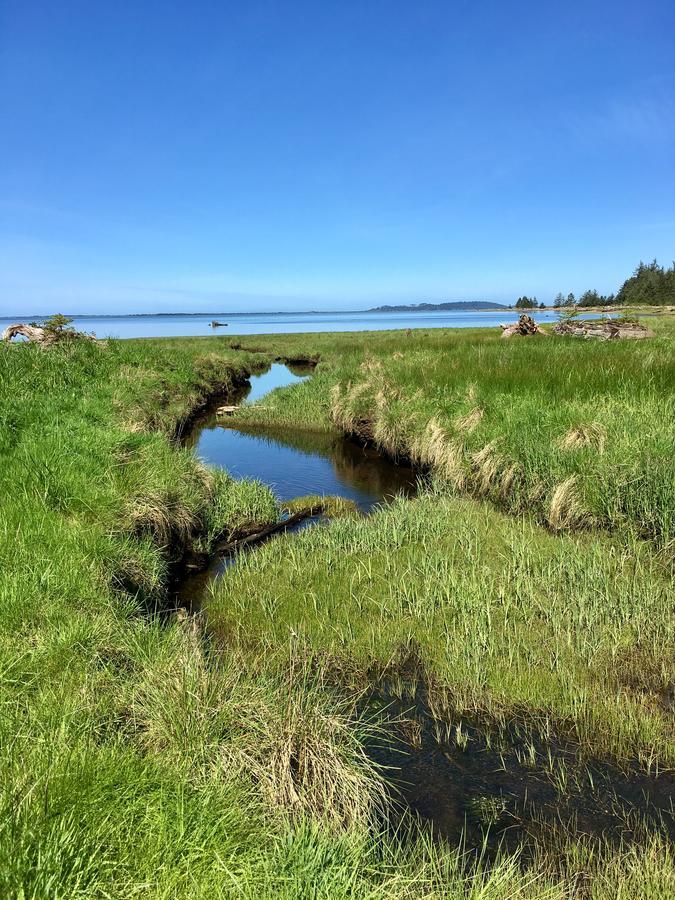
top-left (329, 330), bottom-right (674, 543)
top-left (0, 338), bottom-right (282, 895)
top-left (1, 326), bottom-right (673, 897)
top-left (207, 490), bottom-right (675, 767)
top-left (227, 323), bottom-right (675, 544)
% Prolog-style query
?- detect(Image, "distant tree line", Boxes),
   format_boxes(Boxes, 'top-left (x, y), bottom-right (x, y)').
top-left (515, 296), bottom-right (545, 309)
top-left (515, 259), bottom-right (675, 309)
top-left (576, 290), bottom-right (615, 308)
top-left (553, 293), bottom-right (578, 308)
top-left (615, 260), bottom-right (675, 306)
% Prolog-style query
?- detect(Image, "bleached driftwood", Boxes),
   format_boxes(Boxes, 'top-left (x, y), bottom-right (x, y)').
top-left (552, 321), bottom-right (653, 340)
top-left (2, 323), bottom-right (55, 344)
top-left (2, 323), bottom-right (102, 346)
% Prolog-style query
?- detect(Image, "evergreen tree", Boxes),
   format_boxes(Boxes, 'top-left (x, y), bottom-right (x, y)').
top-left (578, 289), bottom-right (600, 307)
top-left (515, 296), bottom-right (537, 309)
top-left (616, 259), bottom-right (675, 306)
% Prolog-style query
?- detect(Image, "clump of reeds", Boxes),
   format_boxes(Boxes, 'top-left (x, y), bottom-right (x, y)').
top-left (408, 417), bottom-right (466, 489)
top-left (454, 405), bottom-right (484, 433)
top-left (283, 494), bottom-right (361, 519)
top-left (318, 326), bottom-right (674, 542)
top-left (132, 635), bottom-right (388, 831)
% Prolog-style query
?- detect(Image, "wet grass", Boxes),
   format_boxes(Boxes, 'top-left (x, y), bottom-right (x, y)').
top-left (202, 489), bottom-right (674, 893)
top-left (205, 320), bottom-right (675, 890)
top-left (206, 490), bottom-right (674, 767)
top-left (231, 363), bottom-right (337, 432)
top-left (283, 494), bottom-right (362, 518)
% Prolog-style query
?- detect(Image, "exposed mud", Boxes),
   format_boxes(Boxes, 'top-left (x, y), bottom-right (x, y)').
top-left (343, 420), bottom-right (419, 469)
top-left (226, 341), bottom-right (321, 368)
top-left (171, 370), bottom-right (253, 442)
top-left (170, 505), bottom-right (325, 613)
top-left (281, 355), bottom-right (320, 368)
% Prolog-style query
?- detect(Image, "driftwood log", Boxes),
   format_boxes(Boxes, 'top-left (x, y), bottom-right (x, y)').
top-left (2, 323), bottom-right (56, 345)
top-left (552, 321), bottom-right (653, 340)
top-left (2, 323), bottom-right (101, 346)
top-left (500, 314), bottom-right (548, 339)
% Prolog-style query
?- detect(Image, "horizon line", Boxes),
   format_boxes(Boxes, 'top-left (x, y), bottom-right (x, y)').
top-left (0, 303), bottom-right (512, 320)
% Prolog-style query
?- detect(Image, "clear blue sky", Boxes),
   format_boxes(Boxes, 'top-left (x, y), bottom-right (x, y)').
top-left (1, 0), bottom-right (674, 315)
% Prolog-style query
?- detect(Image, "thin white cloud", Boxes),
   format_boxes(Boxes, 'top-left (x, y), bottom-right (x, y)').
top-left (562, 88), bottom-right (675, 145)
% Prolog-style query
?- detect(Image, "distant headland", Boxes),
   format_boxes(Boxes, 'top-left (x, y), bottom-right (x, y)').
top-left (368, 301), bottom-right (508, 312)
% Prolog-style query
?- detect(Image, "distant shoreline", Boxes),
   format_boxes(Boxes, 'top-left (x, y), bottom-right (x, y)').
top-left (367, 301), bottom-right (507, 312)
top-left (3, 305), bottom-right (670, 321)
top-left (2, 304), bottom-right (509, 320)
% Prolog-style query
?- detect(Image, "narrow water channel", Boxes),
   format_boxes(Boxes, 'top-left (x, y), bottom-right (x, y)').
top-left (187, 363), bottom-right (417, 512)
top-left (177, 363), bottom-right (417, 602)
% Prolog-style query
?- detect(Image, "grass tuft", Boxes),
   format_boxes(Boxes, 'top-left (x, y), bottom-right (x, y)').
top-left (559, 422), bottom-right (607, 453)
top-left (547, 475), bottom-right (592, 531)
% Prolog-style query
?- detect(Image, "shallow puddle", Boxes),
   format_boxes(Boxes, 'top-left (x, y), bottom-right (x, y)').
top-left (368, 690), bottom-right (675, 859)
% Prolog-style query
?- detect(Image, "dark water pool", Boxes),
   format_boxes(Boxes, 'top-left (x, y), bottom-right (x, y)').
top-left (176, 363), bottom-right (417, 603)
top-left (189, 364), bottom-right (417, 512)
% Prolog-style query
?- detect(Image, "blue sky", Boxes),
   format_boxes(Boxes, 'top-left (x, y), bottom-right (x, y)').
top-left (1, 0), bottom-right (674, 315)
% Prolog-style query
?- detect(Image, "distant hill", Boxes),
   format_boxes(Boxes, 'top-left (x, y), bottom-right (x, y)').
top-left (368, 301), bottom-right (507, 312)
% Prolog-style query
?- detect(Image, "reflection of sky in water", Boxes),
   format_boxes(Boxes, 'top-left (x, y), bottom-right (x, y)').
top-left (194, 365), bottom-right (416, 512)
top-left (242, 363), bottom-right (308, 403)
top-left (176, 364), bottom-right (418, 604)
top-left (1, 310), bottom-right (615, 340)
top-left (196, 427), bottom-right (416, 511)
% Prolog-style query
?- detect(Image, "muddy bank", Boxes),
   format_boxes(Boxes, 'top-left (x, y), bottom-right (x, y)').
top-left (170, 504), bottom-right (325, 612)
top-left (116, 363), bottom-right (275, 611)
top-left (341, 419), bottom-right (419, 469)
top-left (226, 343), bottom-right (321, 368)
top-left (171, 368), bottom-right (260, 442)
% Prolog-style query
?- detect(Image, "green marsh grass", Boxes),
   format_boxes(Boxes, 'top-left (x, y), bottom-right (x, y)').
top-left (206, 490), bottom-right (674, 767)
top-left (228, 323), bottom-right (675, 544)
top-left (1, 325), bottom-right (674, 896)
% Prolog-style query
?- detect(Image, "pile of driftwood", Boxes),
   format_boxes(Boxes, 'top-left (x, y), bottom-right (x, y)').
top-left (552, 320), bottom-right (653, 340)
top-left (498, 314), bottom-right (654, 341)
top-left (500, 314), bottom-right (548, 339)
top-left (2, 323), bottom-right (102, 347)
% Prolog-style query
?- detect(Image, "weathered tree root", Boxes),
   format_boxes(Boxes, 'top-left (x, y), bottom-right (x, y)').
top-left (2, 323), bottom-right (54, 344)
top-left (2, 323), bottom-right (103, 346)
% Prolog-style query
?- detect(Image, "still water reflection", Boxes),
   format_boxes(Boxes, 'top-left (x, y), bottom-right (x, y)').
top-left (189, 364), bottom-right (417, 512)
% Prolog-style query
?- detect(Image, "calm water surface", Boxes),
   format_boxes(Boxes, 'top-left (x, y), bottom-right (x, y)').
top-left (1, 309), bottom-right (609, 339)
top-left (176, 364), bottom-right (417, 599)
top-left (189, 364), bottom-right (417, 512)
